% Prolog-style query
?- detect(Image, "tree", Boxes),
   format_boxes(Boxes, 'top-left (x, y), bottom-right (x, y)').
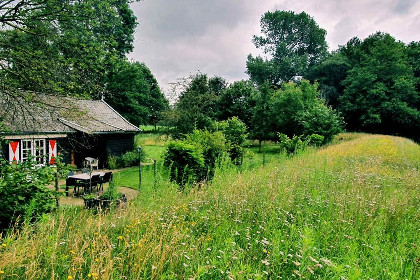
top-left (270, 80), bottom-right (342, 143)
top-left (0, 0), bottom-right (68, 29)
top-left (306, 52), bottom-right (351, 108)
top-left (216, 80), bottom-right (257, 127)
top-left (106, 61), bottom-right (168, 127)
top-left (0, 0), bottom-right (137, 99)
top-left (250, 82), bottom-right (275, 151)
top-left (338, 33), bottom-right (419, 137)
top-left (168, 74), bottom-right (226, 137)
top-left (247, 10), bottom-right (328, 86)
top-left (407, 41), bottom-right (420, 93)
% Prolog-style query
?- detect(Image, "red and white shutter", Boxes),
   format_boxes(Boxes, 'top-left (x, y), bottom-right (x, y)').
top-left (9, 141), bottom-right (20, 164)
top-left (48, 140), bottom-right (57, 164)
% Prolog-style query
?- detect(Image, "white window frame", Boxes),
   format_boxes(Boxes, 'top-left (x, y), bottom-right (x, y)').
top-left (34, 139), bottom-right (46, 164)
top-left (20, 139), bottom-right (46, 164)
top-left (21, 139), bottom-right (33, 162)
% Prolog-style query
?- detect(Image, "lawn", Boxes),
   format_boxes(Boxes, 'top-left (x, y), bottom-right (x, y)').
top-left (1, 134), bottom-right (419, 279)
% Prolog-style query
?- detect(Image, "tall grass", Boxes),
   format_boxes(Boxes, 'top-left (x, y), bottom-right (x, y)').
top-left (0, 134), bottom-right (419, 279)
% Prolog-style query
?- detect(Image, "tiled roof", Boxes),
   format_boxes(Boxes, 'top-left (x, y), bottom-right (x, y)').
top-left (0, 93), bottom-right (140, 134)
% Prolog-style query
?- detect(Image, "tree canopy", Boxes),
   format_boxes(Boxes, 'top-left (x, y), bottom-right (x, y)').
top-left (106, 61), bottom-right (169, 127)
top-left (0, 0), bottom-right (137, 98)
top-left (247, 10), bottom-right (328, 86)
top-left (167, 74), bottom-right (227, 137)
top-left (338, 33), bottom-right (419, 137)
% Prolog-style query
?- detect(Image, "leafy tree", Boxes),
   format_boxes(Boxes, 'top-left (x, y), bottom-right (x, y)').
top-left (247, 10), bottom-right (328, 86)
top-left (168, 74), bottom-right (226, 137)
top-left (218, 117), bottom-right (248, 164)
top-left (270, 80), bottom-right (343, 144)
top-left (407, 41), bottom-right (420, 93)
top-left (338, 33), bottom-right (419, 137)
top-left (216, 80), bottom-right (257, 128)
top-left (0, 0), bottom-right (137, 99)
top-left (250, 82), bottom-right (275, 151)
top-left (306, 52), bottom-right (351, 108)
top-left (106, 61), bottom-right (168, 127)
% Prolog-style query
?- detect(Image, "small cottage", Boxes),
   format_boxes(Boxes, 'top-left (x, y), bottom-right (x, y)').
top-left (0, 93), bottom-right (140, 168)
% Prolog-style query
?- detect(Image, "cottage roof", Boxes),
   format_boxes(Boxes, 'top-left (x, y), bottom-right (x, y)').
top-left (0, 93), bottom-right (140, 135)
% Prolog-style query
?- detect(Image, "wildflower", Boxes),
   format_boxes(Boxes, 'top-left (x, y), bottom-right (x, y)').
top-left (68, 276), bottom-right (73, 280)
top-left (261, 259), bottom-right (270, 266)
top-left (152, 265), bottom-right (157, 270)
top-left (118, 236), bottom-right (124, 240)
top-left (2, 243), bottom-right (6, 247)
top-left (0, 271), bottom-right (4, 274)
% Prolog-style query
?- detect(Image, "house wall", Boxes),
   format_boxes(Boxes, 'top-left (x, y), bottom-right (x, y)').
top-left (106, 134), bottom-right (135, 157)
top-left (65, 132), bottom-right (136, 168)
top-left (1, 133), bottom-right (137, 168)
top-left (0, 140), bottom-right (6, 161)
top-left (1, 135), bottom-right (66, 165)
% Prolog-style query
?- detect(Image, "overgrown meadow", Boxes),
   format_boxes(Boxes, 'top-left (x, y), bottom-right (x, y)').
top-left (0, 134), bottom-right (419, 279)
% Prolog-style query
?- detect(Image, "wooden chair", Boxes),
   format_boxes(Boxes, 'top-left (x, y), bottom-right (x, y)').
top-left (90, 174), bottom-right (101, 193)
top-left (99, 172), bottom-right (113, 193)
top-left (66, 177), bottom-right (77, 196)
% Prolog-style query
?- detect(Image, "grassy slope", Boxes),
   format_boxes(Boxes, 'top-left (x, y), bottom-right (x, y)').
top-left (0, 134), bottom-right (419, 279)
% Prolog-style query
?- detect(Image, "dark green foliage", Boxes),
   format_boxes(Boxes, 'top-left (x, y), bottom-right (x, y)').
top-left (250, 82), bottom-right (275, 145)
top-left (0, 159), bottom-right (56, 229)
top-left (164, 141), bottom-right (206, 187)
top-left (0, 0), bottom-right (137, 98)
top-left (307, 52), bottom-right (351, 108)
top-left (216, 80), bottom-right (257, 128)
top-left (218, 117), bottom-right (248, 164)
top-left (164, 130), bottom-right (228, 188)
top-left (247, 10), bottom-right (328, 86)
top-left (407, 41), bottom-right (420, 93)
top-left (168, 74), bottom-right (226, 138)
top-left (106, 61), bottom-right (169, 126)
top-left (338, 33), bottom-right (419, 138)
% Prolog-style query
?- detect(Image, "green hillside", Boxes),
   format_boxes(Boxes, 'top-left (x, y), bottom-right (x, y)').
top-left (1, 134), bottom-right (419, 279)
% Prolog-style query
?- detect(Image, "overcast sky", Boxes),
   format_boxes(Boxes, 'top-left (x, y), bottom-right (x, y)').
top-left (127, 0), bottom-right (420, 95)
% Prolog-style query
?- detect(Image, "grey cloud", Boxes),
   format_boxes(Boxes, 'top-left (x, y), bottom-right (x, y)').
top-left (131, 0), bottom-right (250, 42)
top-left (394, 0), bottom-right (417, 14)
top-left (127, 0), bottom-right (420, 96)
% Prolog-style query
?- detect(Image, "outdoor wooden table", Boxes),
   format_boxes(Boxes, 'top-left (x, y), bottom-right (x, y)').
top-left (69, 172), bottom-right (105, 181)
top-left (66, 172), bottom-right (105, 196)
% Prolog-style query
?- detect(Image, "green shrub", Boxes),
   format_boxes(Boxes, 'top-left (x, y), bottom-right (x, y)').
top-left (164, 130), bottom-right (228, 188)
top-left (306, 133), bottom-right (325, 146)
top-left (107, 149), bottom-right (147, 169)
top-left (108, 155), bottom-right (118, 169)
top-left (218, 117), bottom-right (248, 164)
top-left (164, 141), bottom-right (205, 188)
top-left (0, 159), bottom-right (56, 229)
top-left (100, 180), bottom-right (123, 201)
top-left (297, 105), bottom-right (343, 144)
top-left (278, 133), bottom-right (324, 155)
